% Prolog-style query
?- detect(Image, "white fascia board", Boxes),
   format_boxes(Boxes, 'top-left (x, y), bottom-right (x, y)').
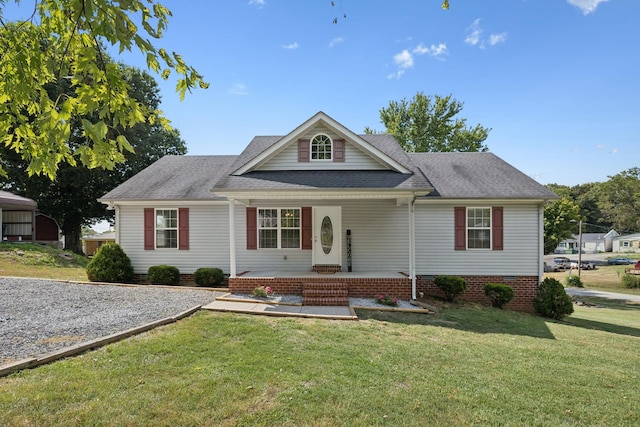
top-left (414, 198), bottom-right (551, 206)
top-left (233, 111), bottom-right (411, 175)
top-left (213, 189), bottom-right (428, 201)
top-left (98, 199), bottom-right (229, 208)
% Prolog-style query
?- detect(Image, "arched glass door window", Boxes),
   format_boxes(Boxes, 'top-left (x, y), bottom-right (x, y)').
top-left (311, 134), bottom-right (332, 160)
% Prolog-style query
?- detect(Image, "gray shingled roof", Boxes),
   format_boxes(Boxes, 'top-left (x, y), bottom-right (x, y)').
top-left (213, 170), bottom-right (431, 192)
top-left (100, 145), bottom-right (556, 202)
top-left (410, 152), bottom-right (557, 199)
top-left (100, 155), bottom-right (237, 201)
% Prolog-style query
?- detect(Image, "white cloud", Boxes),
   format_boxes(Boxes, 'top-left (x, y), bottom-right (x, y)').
top-left (249, 0), bottom-right (265, 7)
top-left (466, 19), bottom-right (507, 49)
top-left (489, 32), bottom-right (507, 46)
top-left (282, 42), bottom-right (299, 49)
top-left (388, 42), bottom-right (447, 79)
top-left (465, 19), bottom-right (482, 46)
top-left (228, 83), bottom-right (249, 95)
top-left (393, 49), bottom-right (414, 69)
top-left (596, 144), bottom-right (606, 149)
top-left (610, 148), bottom-right (619, 154)
top-left (329, 37), bottom-right (344, 48)
top-left (567, 0), bottom-right (611, 15)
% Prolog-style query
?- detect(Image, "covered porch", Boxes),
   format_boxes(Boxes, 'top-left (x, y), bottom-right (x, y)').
top-left (228, 270), bottom-right (412, 306)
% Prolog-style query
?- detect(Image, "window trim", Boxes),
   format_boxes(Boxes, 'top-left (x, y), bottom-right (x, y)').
top-left (310, 133), bottom-right (332, 161)
top-left (257, 207), bottom-right (302, 250)
top-left (155, 208), bottom-right (178, 249)
top-left (466, 207), bottom-right (492, 250)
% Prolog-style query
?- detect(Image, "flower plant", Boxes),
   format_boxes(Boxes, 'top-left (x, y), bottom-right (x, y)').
top-left (375, 294), bottom-right (398, 307)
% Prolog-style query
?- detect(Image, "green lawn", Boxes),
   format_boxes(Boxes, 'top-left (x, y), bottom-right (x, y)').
top-left (1, 302), bottom-right (639, 426)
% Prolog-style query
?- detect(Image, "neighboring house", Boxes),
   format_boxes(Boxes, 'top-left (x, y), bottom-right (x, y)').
top-left (612, 233), bottom-right (640, 253)
top-left (553, 230), bottom-right (618, 254)
top-left (82, 231), bottom-right (116, 256)
top-left (100, 112), bottom-right (557, 311)
top-left (0, 190), bottom-right (37, 242)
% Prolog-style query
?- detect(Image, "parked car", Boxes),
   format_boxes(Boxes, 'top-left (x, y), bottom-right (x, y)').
top-left (607, 257), bottom-right (635, 265)
top-left (579, 261), bottom-right (596, 270)
top-left (553, 257), bottom-right (571, 269)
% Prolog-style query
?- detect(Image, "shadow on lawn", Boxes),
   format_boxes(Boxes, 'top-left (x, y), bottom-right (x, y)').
top-left (562, 317), bottom-right (640, 338)
top-left (355, 306), bottom-right (556, 340)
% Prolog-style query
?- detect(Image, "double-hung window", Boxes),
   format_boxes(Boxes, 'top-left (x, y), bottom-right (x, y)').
top-left (467, 207), bottom-right (492, 249)
top-left (258, 208), bottom-right (301, 249)
top-left (156, 209), bottom-right (178, 248)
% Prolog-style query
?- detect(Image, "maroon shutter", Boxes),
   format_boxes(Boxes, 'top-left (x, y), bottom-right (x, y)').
top-left (246, 207), bottom-right (257, 250)
top-left (454, 207), bottom-right (466, 251)
top-left (144, 208), bottom-right (155, 250)
top-left (298, 139), bottom-right (310, 162)
top-left (178, 208), bottom-right (189, 250)
top-left (301, 207), bottom-right (312, 250)
top-left (492, 206), bottom-right (504, 251)
top-left (333, 139), bottom-right (345, 162)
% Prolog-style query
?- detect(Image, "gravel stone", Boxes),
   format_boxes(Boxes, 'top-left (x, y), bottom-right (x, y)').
top-left (0, 278), bottom-right (222, 364)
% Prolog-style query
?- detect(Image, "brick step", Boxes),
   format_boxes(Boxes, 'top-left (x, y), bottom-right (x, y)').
top-left (302, 296), bottom-right (350, 306)
top-left (303, 289), bottom-right (348, 298)
top-left (302, 282), bottom-right (348, 291)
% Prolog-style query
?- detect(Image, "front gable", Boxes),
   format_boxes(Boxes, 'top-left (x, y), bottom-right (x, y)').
top-left (232, 112), bottom-right (412, 175)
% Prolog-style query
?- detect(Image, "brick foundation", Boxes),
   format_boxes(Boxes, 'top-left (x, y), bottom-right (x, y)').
top-left (417, 275), bottom-right (539, 313)
top-left (229, 275), bottom-right (412, 299)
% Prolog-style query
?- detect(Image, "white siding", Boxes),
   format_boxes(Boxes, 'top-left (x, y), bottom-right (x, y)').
top-left (118, 204), bottom-right (230, 274)
top-left (415, 203), bottom-right (541, 276)
top-left (259, 125), bottom-right (387, 171)
top-left (236, 200), bottom-right (410, 272)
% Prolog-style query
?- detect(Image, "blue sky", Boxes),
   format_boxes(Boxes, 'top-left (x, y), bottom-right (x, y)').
top-left (7, 0), bottom-right (639, 186)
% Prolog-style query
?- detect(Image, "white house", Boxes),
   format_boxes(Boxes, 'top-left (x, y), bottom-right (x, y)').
top-left (100, 112), bottom-right (557, 311)
top-left (612, 233), bottom-right (640, 253)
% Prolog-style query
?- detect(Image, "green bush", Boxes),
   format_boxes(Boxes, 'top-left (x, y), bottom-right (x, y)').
top-left (147, 265), bottom-right (180, 285)
top-left (434, 275), bottom-right (467, 302)
top-left (86, 243), bottom-right (134, 283)
top-left (565, 274), bottom-right (584, 288)
top-left (483, 283), bottom-right (515, 309)
top-left (533, 277), bottom-right (574, 320)
top-left (194, 267), bottom-right (224, 287)
top-left (621, 274), bottom-right (640, 289)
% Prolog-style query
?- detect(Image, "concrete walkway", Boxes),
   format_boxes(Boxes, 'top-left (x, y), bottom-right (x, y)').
top-left (566, 287), bottom-right (640, 303)
top-left (202, 299), bottom-right (358, 320)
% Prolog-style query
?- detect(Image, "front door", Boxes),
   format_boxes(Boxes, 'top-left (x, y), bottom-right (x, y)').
top-left (312, 206), bottom-right (342, 267)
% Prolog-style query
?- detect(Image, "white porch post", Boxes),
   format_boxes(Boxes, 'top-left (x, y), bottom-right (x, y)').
top-left (228, 198), bottom-right (237, 278)
top-left (409, 197), bottom-right (416, 300)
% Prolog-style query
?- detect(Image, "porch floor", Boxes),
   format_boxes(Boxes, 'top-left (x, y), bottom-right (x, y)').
top-left (236, 271), bottom-right (408, 279)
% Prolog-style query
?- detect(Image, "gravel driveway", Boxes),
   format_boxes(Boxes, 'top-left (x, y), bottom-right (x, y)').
top-left (0, 278), bottom-right (223, 365)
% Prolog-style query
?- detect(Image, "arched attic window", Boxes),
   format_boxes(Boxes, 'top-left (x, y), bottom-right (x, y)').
top-left (311, 134), bottom-right (332, 161)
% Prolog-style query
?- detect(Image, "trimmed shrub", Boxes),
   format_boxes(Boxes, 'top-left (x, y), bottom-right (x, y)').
top-left (147, 265), bottom-right (180, 285)
top-left (533, 277), bottom-right (574, 320)
top-left (483, 283), bottom-right (515, 309)
top-left (622, 274), bottom-right (640, 289)
top-left (434, 275), bottom-right (467, 302)
top-left (565, 274), bottom-right (584, 288)
top-left (194, 267), bottom-right (224, 287)
top-left (86, 243), bottom-right (134, 283)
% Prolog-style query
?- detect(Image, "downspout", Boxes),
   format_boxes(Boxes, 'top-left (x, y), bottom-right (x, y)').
top-left (409, 196), bottom-right (416, 300)
top-left (229, 198), bottom-right (237, 278)
top-left (114, 205), bottom-right (120, 245)
top-left (538, 203), bottom-right (544, 283)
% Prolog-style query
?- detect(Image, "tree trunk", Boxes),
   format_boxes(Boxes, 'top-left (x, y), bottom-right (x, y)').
top-left (62, 216), bottom-right (84, 255)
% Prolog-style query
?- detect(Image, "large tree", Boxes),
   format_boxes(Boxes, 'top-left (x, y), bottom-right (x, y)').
top-left (366, 93), bottom-right (491, 153)
top-left (543, 197), bottom-right (581, 254)
top-left (1, 65), bottom-right (186, 253)
top-left (0, 0), bottom-right (205, 179)
top-left (598, 167), bottom-right (640, 234)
